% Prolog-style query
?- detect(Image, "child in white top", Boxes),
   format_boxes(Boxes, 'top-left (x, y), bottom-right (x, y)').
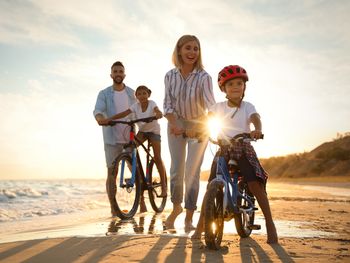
top-left (107, 85), bottom-right (167, 212)
top-left (209, 100), bottom-right (258, 140)
top-left (191, 65), bottom-right (278, 244)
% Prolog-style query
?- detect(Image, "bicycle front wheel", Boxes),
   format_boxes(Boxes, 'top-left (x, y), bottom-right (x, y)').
top-left (112, 153), bottom-right (140, 219)
top-left (204, 181), bottom-right (224, 250)
top-left (148, 160), bottom-right (167, 212)
top-left (234, 181), bottom-right (255, 237)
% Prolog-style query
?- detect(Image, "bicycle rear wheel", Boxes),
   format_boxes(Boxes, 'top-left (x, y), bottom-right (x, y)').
top-left (204, 181), bottom-right (224, 250)
top-left (148, 160), bottom-right (167, 212)
top-left (234, 181), bottom-right (255, 237)
top-left (112, 153), bottom-right (140, 219)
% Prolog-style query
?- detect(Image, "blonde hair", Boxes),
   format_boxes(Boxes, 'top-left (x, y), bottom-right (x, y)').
top-left (172, 35), bottom-right (204, 70)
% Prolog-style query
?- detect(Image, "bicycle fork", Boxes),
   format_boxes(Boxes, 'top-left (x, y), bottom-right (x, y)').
top-left (216, 156), bottom-right (258, 222)
top-left (119, 148), bottom-right (138, 190)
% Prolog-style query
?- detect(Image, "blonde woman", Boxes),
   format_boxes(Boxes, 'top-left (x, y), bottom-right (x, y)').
top-left (163, 35), bottom-right (216, 231)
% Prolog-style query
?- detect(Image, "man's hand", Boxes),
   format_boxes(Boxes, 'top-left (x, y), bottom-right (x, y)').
top-left (97, 118), bottom-right (111, 126)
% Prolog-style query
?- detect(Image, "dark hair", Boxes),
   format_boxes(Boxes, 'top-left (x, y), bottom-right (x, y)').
top-left (111, 61), bottom-right (124, 70)
top-left (136, 85), bottom-right (152, 96)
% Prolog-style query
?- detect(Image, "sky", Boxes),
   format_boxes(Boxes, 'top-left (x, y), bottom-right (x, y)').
top-left (0, 0), bottom-right (349, 180)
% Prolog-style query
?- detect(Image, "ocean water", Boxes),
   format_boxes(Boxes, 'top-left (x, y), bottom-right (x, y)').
top-left (0, 180), bottom-right (346, 243)
top-left (0, 179), bottom-right (109, 223)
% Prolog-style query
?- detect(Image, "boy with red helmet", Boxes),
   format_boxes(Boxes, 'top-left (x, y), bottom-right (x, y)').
top-left (191, 65), bottom-right (278, 244)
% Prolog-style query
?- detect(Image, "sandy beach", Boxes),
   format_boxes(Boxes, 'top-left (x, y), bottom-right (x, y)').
top-left (0, 180), bottom-right (349, 262)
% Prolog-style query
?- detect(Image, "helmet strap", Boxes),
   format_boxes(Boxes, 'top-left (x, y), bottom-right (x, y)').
top-left (224, 84), bottom-right (246, 118)
top-left (226, 95), bottom-right (242, 119)
top-left (226, 95), bottom-right (241, 107)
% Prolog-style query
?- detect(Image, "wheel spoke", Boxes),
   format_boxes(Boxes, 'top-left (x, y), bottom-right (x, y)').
top-left (112, 154), bottom-right (140, 219)
top-left (148, 160), bottom-right (166, 212)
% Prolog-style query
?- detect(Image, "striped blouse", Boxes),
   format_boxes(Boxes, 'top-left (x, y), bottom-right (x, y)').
top-left (163, 68), bottom-right (216, 120)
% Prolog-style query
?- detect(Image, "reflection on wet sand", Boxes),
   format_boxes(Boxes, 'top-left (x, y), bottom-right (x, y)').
top-left (106, 212), bottom-right (200, 237)
top-left (107, 214), bottom-right (161, 235)
top-left (105, 209), bottom-right (337, 239)
top-left (107, 213), bottom-right (167, 236)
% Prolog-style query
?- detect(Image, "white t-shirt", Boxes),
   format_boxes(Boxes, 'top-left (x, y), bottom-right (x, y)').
top-left (129, 100), bottom-right (161, 135)
top-left (209, 101), bottom-right (257, 139)
top-left (113, 89), bottom-right (131, 143)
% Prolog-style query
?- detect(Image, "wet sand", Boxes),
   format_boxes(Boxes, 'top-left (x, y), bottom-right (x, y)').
top-left (0, 181), bottom-right (349, 262)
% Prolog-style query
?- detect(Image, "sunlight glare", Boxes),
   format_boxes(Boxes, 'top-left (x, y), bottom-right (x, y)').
top-left (207, 117), bottom-right (222, 140)
top-left (211, 222), bottom-right (217, 233)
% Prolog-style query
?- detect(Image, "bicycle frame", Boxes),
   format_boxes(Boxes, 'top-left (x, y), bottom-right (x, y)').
top-left (115, 118), bottom-right (157, 190)
top-left (108, 115), bottom-right (167, 218)
top-left (209, 135), bottom-right (258, 220)
top-left (217, 157), bottom-right (255, 213)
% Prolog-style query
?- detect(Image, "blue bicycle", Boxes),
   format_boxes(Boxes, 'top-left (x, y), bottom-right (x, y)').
top-left (109, 116), bottom-right (167, 219)
top-left (204, 133), bottom-right (262, 250)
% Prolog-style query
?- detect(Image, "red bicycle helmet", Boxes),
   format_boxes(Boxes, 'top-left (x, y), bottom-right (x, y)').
top-left (218, 65), bottom-right (249, 91)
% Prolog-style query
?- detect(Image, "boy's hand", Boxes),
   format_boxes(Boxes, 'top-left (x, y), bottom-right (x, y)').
top-left (250, 130), bottom-right (263, 140)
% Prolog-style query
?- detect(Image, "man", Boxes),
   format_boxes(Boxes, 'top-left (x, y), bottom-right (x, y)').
top-left (93, 61), bottom-right (136, 216)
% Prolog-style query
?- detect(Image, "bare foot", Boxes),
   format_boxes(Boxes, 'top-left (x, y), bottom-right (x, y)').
top-left (159, 186), bottom-right (167, 197)
top-left (266, 222), bottom-right (278, 244)
top-left (185, 220), bottom-right (196, 232)
top-left (111, 208), bottom-right (118, 217)
top-left (165, 205), bottom-right (183, 229)
top-left (191, 230), bottom-right (202, 240)
top-left (111, 212), bottom-right (118, 217)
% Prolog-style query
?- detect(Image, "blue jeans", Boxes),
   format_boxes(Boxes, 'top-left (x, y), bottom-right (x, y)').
top-left (167, 118), bottom-right (208, 210)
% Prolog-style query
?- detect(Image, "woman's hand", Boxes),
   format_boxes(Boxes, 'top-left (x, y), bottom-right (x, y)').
top-left (165, 113), bottom-right (183, 135)
top-left (185, 129), bottom-right (196, 138)
top-left (170, 125), bottom-right (184, 135)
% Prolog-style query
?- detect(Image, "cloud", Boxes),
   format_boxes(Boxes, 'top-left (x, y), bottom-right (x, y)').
top-left (2, 0), bottom-right (349, 56)
top-left (0, 77), bottom-right (105, 179)
top-left (0, 1), bottom-right (82, 47)
top-left (1, 0), bottom-right (349, 179)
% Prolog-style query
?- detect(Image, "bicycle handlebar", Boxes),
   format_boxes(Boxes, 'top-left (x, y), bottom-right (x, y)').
top-left (108, 116), bottom-right (161, 126)
top-left (183, 132), bottom-right (263, 145)
top-left (211, 133), bottom-right (264, 146)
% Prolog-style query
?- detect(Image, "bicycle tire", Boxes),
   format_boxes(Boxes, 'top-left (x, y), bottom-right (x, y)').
top-left (148, 160), bottom-right (167, 212)
top-left (112, 153), bottom-right (141, 219)
top-left (234, 181), bottom-right (255, 237)
top-left (204, 181), bottom-right (224, 250)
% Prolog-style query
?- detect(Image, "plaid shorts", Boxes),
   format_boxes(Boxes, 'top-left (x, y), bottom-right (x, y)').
top-left (208, 142), bottom-right (268, 183)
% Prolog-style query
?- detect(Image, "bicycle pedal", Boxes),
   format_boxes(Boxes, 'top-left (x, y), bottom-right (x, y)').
top-left (248, 224), bottom-right (261, 230)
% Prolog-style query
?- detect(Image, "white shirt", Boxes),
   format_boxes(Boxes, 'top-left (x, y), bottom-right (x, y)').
top-left (113, 89), bottom-right (131, 143)
top-left (130, 100), bottom-right (161, 135)
top-left (209, 101), bottom-right (257, 139)
top-left (163, 68), bottom-right (216, 120)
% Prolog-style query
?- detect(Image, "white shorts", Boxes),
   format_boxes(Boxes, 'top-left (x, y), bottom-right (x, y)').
top-left (104, 143), bottom-right (127, 168)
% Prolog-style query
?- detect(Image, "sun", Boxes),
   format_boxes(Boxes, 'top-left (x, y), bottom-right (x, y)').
top-left (206, 117), bottom-right (223, 140)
